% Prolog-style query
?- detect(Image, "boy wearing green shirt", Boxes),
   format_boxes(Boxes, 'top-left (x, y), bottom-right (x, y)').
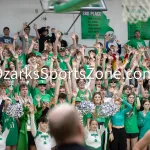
top-left (57, 47), bottom-right (69, 71)
top-left (33, 80), bottom-right (51, 106)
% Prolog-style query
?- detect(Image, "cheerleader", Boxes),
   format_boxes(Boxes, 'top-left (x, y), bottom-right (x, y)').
top-left (138, 100), bottom-right (150, 150)
top-left (85, 119), bottom-right (105, 150)
top-left (88, 92), bottom-right (108, 150)
top-left (30, 106), bottom-right (56, 150)
top-left (0, 121), bottom-right (10, 150)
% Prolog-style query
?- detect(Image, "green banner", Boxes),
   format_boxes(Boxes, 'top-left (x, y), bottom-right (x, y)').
top-left (81, 11), bottom-right (114, 39)
top-left (128, 19), bottom-right (150, 40)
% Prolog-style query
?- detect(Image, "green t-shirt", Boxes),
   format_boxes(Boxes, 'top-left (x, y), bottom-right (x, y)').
top-left (44, 59), bottom-right (51, 67)
top-left (126, 38), bottom-right (146, 49)
top-left (48, 53), bottom-right (54, 59)
top-left (46, 88), bottom-right (55, 98)
top-left (18, 54), bottom-right (26, 68)
top-left (34, 93), bottom-right (51, 106)
top-left (33, 50), bottom-right (42, 56)
top-left (77, 89), bottom-right (92, 101)
top-left (57, 54), bottom-right (69, 71)
top-left (125, 105), bottom-right (139, 133)
top-left (94, 106), bottom-right (105, 123)
top-left (5, 57), bottom-right (12, 68)
top-left (84, 64), bottom-right (91, 77)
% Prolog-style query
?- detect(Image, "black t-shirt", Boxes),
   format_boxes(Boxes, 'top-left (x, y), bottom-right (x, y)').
top-left (57, 143), bottom-right (89, 150)
top-left (39, 35), bottom-right (52, 52)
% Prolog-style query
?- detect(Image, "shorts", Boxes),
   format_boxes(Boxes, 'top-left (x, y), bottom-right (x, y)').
top-left (27, 131), bottom-right (35, 146)
top-left (126, 133), bottom-right (139, 139)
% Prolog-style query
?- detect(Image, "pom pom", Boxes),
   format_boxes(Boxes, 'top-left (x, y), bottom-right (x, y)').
top-left (97, 102), bottom-right (119, 118)
top-left (77, 101), bottom-right (95, 115)
top-left (6, 103), bottom-right (24, 118)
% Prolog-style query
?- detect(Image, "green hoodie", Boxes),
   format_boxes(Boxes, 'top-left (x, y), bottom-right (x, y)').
top-left (17, 106), bottom-right (42, 150)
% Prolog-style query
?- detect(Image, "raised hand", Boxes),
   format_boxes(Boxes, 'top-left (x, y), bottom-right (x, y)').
top-left (13, 34), bottom-right (18, 40)
top-left (33, 23), bottom-right (37, 30)
top-left (29, 105), bottom-right (34, 114)
top-left (56, 31), bottom-right (61, 39)
top-left (64, 57), bottom-right (70, 63)
top-left (103, 53), bottom-right (108, 59)
top-left (72, 59), bottom-right (77, 68)
top-left (95, 33), bottom-right (99, 38)
top-left (71, 32), bottom-right (76, 40)
top-left (24, 34), bottom-right (28, 41)
top-left (44, 40), bottom-right (48, 47)
top-left (23, 23), bottom-right (27, 29)
top-left (134, 88), bottom-right (138, 96)
top-left (14, 95), bottom-right (20, 102)
top-left (138, 79), bottom-right (143, 86)
top-left (36, 95), bottom-right (41, 103)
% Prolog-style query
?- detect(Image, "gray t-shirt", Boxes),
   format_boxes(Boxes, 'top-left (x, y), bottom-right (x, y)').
top-left (20, 35), bottom-right (34, 53)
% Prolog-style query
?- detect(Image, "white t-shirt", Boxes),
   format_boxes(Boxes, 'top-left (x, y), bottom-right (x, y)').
top-left (85, 130), bottom-right (101, 149)
top-left (34, 130), bottom-right (56, 150)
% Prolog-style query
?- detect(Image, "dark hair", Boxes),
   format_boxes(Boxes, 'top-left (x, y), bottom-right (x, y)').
top-left (76, 78), bottom-right (86, 84)
top-left (42, 66), bottom-right (49, 70)
top-left (135, 30), bottom-right (140, 33)
top-left (79, 67), bottom-right (85, 72)
top-left (143, 100), bottom-right (150, 106)
top-left (98, 42), bottom-right (103, 47)
top-left (58, 93), bottom-right (67, 100)
top-left (38, 117), bottom-right (48, 124)
top-left (0, 83), bottom-right (7, 89)
top-left (60, 85), bottom-right (65, 89)
top-left (24, 26), bottom-right (30, 30)
top-left (84, 56), bottom-right (89, 59)
top-left (20, 83), bottom-right (28, 91)
top-left (123, 85), bottom-right (132, 91)
top-left (3, 27), bottom-right (9, 31)
top-left (27, 53), bottom-right (36, 60)
top-left (109, 78), bottom-right (117, 83)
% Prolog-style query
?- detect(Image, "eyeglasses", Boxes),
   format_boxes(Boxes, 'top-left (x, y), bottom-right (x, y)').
top-left (110, 81), bottom-right (116, 83)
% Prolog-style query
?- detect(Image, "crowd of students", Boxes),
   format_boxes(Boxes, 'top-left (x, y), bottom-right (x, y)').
top-left (0, 23), bottom-right (150, 150)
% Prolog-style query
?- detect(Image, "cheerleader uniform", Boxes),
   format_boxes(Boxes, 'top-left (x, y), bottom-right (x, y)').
top-left (85, 126), bottom-right (105, 150)
top-left (0, 128), bottom-right (9, 150)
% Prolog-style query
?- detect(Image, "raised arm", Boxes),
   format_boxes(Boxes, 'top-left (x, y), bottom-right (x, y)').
top-left (54, 69), bottom-right (61, 104)
top-left (71, 32), bottom-right (77, 49)
top-left (72, 60), bottom-right (78, 93)
top-left (53, 31), bottom-right (61, 56)
top-left (30, 106), bottom-right (37, 137)
top-left (122, 98), bottom-right (132, 114)
top-left (33, 24), bottom-right (40, 39)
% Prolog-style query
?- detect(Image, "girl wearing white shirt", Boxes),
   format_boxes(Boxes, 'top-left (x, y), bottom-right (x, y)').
top-left (0, 122), bottom-right (9, 150)
top-left (30, 106), bottom-right (56, 150)
top-left (85, 120), bottom-right (105, 150)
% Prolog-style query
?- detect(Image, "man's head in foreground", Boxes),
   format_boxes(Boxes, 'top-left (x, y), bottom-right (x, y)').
top-left (48, 103), bottom-right (84, 145)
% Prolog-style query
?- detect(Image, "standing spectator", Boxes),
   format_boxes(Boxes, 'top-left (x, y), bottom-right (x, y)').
top-left (123, 30), bottom-right (149, 58)
top-left (59, 32), bottom-right (68, 48)
top-left (38, 27), bottom-right (52, 53)
top-left (19, 23), bottom-right (40, 53)
top-left (0, 27), bottom-right (13, 44)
